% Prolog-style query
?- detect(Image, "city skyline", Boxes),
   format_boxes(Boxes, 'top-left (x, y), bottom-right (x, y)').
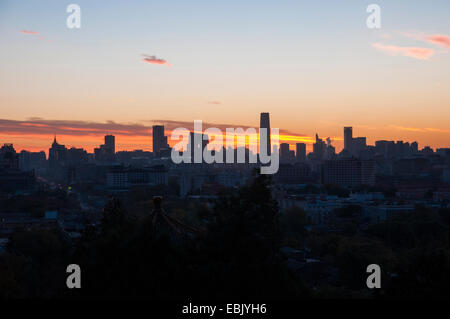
top-left (5, 119), bottom-right (445, 159)
top-left (1, 0), bottom-right (450, 153)
top-left (1, 116), bottom-right (450, 156)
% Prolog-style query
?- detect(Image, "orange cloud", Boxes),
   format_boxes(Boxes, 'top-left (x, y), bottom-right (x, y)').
top-left (391, 126), bottom-right (426, 133)
top-left (2, 119), bottom-right (144, 135)
top-left (142, 54), bottom-right (171, 66)
top-left (425, 34), bottom-right (450, 49)
top-left (0, 118), bottom-right (310, 153)
top-left (208, 101), bottom-right (222, 105)
top-left (398, 32), bottom-right (450, 49)
top-left (20, 30), bottom-right (39, 35)
top-left (19, 30), bottom-right (51, 42)
top-left (372, 43), bottom-right (434, 60)
top-left (424, 127), bottom-right (450, 133)
top-left (391, 125), bottom-right (450, 133)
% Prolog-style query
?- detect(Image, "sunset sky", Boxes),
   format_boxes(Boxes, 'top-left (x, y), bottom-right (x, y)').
top-left (1, 0), bottom-right (449, 154)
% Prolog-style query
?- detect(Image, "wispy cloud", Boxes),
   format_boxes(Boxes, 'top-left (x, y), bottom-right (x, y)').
top-left (142, 54), bottom-right (172, 66)
top-left (20, 30), bottom-right (39, 35)
top-left (0, 118), bottom-right (151, 137)
top-left (391, 125), bottom-right (426, 133)
top-left (398, 32), bottom-right (450, 49)
top-left (0, 118), bottom-right (308, 143)
top-left (424, 127), bottom-right (450, 133)
top-left (372, 31), bottom-right (450, 60)
top-left (391, 125), bottom-right (450, 133)
top-left (208, 101), bottom-right (222, 105)
top-left (424, 34), bottom-right (450, 49)
top-left (372, 43), bottom-right (434, 60)
top-left (0, 117), bottom-right (313, 152)
top-left (19, 29), bottom-right (51, 42)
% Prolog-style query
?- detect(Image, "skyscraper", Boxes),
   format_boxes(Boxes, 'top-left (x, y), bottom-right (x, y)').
top-left (296, 143), bottom-right (306, 161)
top-left (187, 132), bottom-right (209, 163)
top-left (104, 135), bottom-right (115, 154)
top-left (352, 136), bottom-right (366, 156)
top-left (49, 136), bottom-right (67, 166)
top-left (313, 133), bottom-right (326, 159)
top-left (280, 143), bottom-right (290, 163)
top-left (260, 112), bottom-right (271, 155)
top-left (344, 127), bottom-right (353, 153)
top-left (94, 135), bottom-right (115, 161)
top-left (152, 125), bottom-right (166, 155)
top-left (0, 143), bottom-right (19, 169)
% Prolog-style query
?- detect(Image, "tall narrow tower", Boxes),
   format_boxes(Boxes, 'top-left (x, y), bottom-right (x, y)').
top-left (260, 112), bottom-right (271, 155)
top-left (344, 127), bottom-right (353, 153)
top-left (296, 143), bottom-right (306, 161)
top-left (104, 135), bottom-right (115, 154)
top-left (152, 125), bottom-right (165, 155)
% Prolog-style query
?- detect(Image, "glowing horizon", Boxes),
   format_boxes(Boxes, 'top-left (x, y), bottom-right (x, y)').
top-left (1, 117), bottom-right (446, 157)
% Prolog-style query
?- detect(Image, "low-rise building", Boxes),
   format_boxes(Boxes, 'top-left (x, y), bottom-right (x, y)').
top-left (321, 158), bottom-right (375, 187)
top-left (106, 165), bottom-right (169, 189)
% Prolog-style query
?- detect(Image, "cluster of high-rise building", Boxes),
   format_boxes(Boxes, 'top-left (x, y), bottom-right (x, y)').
top-left (1, 113), bottom-right (450, 195)
top-left (152, 125), bottom-right (171, 157)
top-left (271, 123), bottom-right (450, 188)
